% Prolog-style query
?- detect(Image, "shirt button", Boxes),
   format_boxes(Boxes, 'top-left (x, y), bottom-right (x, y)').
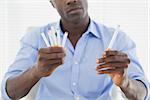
top-left (73, 82), bottom-right (76, 86)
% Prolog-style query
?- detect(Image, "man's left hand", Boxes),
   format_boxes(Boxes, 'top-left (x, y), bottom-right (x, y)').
top-left (96, 50), bottom-right (130, 86)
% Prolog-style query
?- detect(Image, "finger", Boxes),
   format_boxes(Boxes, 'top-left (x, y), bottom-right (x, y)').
top-left (96, 58), bottom-right (105, 63)
top-left (40, 59), bottom-right (63, 67)
top-left (96, 66), bottom-right (127, 72)
top-left (97, 67), bottom-right (125, 74)
top-left (105, 50), bottom-right (127, 57)
top-left (102, 48), bottom-right (111, 57)
top-left (96, 56), bottom-right (130, 64)
top-left (96, 62), bottom-right (128, 70)
top-left (39, 52), bottom-right (66, 60)
top-left (39, 46), bottom-right (65, 54)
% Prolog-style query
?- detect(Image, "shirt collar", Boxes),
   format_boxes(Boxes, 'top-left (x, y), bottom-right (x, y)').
top-left (85, 19), bottom-right (102, 39)
top-left (47, 19), bottom-right (102, 38)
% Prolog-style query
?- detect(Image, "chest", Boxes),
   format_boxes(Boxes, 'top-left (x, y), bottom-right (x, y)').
top-left (68, 34), bottom-right (83, 49)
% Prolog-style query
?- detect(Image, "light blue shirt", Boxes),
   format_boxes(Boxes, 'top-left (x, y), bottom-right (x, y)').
top-left (1, 20), bottom-right (150, 100)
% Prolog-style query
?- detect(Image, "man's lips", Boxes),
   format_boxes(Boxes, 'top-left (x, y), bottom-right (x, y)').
top-left (67, 7), bottom-right (82, 13)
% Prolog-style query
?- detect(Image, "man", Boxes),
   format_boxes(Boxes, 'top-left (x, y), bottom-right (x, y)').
top-left (1, 0), bottom-right (149, 100)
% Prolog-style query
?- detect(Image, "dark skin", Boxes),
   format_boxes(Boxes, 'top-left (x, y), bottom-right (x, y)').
top-left (6, 47), bottom-right (66, 99)
top-left (96, 50), bottom-right (147, 100)
top-left (96, 50), bottom-right (130, 86)
top-left (51, 0), bottom-right (89, 48)
top-left (6, 0), bottom-right (147, 99)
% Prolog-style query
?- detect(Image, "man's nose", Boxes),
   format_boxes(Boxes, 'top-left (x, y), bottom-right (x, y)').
top-left (66, 0), bottom-right (78, 5)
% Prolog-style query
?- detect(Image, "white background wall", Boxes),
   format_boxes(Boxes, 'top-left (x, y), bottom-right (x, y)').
top-left (0, 0), bottom-right (150, 99)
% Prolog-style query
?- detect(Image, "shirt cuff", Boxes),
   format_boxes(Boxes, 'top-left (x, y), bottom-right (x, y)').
top-left (135, 77), bottom-right (150, 100)
top-left (1, 74), bottom-right (12, 100)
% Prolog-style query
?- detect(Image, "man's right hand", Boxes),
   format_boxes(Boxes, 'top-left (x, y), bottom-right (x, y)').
top-left (34, 46), bottom-right (66, 78)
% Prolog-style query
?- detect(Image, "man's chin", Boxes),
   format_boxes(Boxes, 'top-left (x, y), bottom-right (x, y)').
top-left (68, 14), bottom-right (85, 24)
top-left (70, 18), bottom-right (82, 24)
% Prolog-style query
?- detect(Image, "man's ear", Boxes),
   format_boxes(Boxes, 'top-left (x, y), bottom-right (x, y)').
top-left (50, 0), bottom-right (55, 8)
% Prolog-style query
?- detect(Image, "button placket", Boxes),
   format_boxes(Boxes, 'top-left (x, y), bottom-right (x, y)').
top-left (70, 35), bottom-right (89, 98)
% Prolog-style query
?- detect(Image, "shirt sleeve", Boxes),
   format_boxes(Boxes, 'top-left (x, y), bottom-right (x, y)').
top-left (1, 29), bottom-right (39, 100)
top-left (115, 31), bottom-right (150, 100)
top-left (127, 48), bottom-right (150, 100)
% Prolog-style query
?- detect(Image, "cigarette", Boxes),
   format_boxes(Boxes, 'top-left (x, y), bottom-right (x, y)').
top-left (48, 30), bottom-right (54, 46)
top-left (41, 33), bottom-right (50, 47)
top-left (51, 27), bottom-right (58, 46)
top-left (102, 25), bottom-right (120, 58)
top-left (62, 32), bottom-right (68, 47)
top-left (107, 25), bottom-right (120, 50)
top-left (56, 29), bottom-right (61, 46)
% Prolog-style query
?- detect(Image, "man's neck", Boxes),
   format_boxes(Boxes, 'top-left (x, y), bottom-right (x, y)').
top-left (60, 16), bottom-right (90, 48)
top-left (60, 15), bottom-right (90, 35)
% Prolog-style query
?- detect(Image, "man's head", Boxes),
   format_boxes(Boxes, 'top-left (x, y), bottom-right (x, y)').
top-left (50, 0), bottom-right (89, 24)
